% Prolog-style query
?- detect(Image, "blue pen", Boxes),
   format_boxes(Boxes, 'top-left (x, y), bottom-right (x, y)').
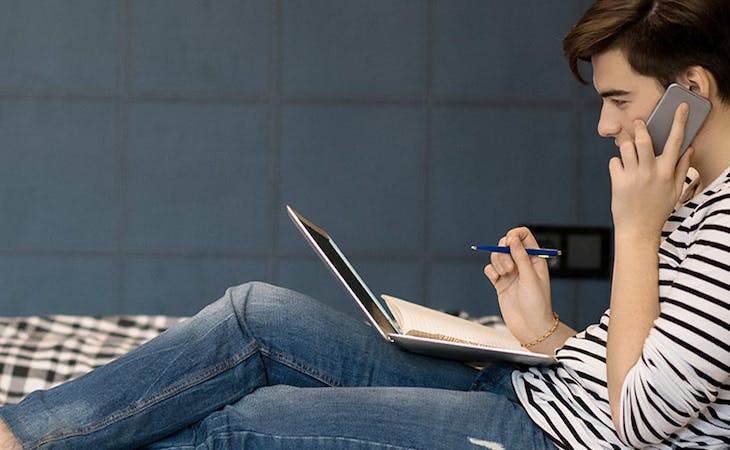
top-left (470, 245), bottom-right (562, 259)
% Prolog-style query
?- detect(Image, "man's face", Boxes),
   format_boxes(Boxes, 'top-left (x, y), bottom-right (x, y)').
top-left (591, 48), bottom-right (665, 149)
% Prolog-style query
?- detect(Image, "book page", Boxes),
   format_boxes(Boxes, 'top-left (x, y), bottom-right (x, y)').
top-left (381, 294), bottom-right (523, 351)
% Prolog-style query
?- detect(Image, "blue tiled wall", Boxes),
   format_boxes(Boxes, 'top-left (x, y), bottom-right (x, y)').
top-left (0, 1), bottom-right (614, 330)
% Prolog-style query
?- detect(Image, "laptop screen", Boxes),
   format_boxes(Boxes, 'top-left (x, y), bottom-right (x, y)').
top-left (286, 206), bottom-right (399, 339)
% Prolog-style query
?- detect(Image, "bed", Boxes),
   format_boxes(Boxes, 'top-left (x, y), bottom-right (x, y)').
top-left (0, 315), bottom-right (183, 405)
top-left (0, 311), bottom-right (502, 405)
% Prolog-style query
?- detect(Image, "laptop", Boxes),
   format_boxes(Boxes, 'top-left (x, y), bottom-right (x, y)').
top-left (286, 205), bottom-right (556, 366)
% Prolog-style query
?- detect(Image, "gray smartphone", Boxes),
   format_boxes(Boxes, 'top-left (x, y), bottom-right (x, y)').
top-left (646, 83), bottom-right (712, 157)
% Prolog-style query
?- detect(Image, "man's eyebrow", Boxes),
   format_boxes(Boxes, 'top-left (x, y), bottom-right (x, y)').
top-left (598, 89), bottom-right (631, 98)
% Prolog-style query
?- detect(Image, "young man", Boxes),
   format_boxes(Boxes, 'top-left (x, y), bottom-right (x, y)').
top-left (1, 0), bottom-right (729, 448)
top-left (487, 0), bottom-right (730, 447)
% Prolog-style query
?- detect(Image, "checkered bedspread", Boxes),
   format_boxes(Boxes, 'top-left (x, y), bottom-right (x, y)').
top-left (0, 315), bottom-right (183, 405)
top-left (0, 312), bottom-right (503, 406)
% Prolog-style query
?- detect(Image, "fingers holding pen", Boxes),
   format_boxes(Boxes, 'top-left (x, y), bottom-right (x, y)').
top-left (490, 236), bottom-right (514, 275)
top-left (484, 227), bottom-right (548, 284)
top-left (488, 227), bottom-right (543, 275)
top-left (484, 236), bottom-right (516, 289)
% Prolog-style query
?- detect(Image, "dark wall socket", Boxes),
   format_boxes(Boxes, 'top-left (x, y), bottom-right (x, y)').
top-left (527, 225), bottom-right (612, 279)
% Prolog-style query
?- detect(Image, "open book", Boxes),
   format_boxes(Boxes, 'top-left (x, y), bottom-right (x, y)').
top-left (381, 294), bottom-right (524, 351)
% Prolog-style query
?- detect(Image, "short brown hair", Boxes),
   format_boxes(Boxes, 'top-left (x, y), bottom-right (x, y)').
top-left (563, 0), bottom-right (730, 102)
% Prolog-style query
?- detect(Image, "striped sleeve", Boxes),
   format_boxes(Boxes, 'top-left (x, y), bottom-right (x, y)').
top-left (619, 205), bottom-right (730, 446)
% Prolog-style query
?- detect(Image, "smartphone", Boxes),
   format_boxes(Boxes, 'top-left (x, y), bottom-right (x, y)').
top-left (646, 83), bottom-right (712, 157)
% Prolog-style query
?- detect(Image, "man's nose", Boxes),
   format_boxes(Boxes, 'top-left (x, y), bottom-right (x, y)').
top-left (597, 108), bottom-right (620, 138)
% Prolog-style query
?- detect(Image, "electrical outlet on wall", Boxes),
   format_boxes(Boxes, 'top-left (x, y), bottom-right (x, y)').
top-left (527, 225), bottom-right (612, 279)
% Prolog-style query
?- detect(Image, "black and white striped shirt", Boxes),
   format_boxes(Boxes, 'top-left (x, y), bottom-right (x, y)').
top-left (512, 166), bottom-right (730, 449)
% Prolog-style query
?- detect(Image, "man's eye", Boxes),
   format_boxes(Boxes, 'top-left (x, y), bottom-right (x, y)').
top-left (611, 99), bottom-right (627, 107)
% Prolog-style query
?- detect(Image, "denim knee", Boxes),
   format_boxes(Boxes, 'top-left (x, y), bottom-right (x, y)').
top-left (224, 281), bottom-right (300, 321)
top-left (221, 282), bottom-right (318, 344)
top-left (226, 281), bottom-right (306, 309)
top-left (195, 282), bottom-right (281, 329)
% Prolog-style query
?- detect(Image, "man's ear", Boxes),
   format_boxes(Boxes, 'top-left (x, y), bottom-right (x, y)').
top-left (677, 66), bottom-right (713, 99)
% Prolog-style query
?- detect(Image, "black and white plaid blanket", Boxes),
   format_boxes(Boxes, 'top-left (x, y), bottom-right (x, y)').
top-left (0, 315), bottom-right (183, 405)
top-left (0, 312), bottom-right (504, 406)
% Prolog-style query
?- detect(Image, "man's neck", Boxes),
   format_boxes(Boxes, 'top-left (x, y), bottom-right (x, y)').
top-left (691, 104), bottom-right (730, 187)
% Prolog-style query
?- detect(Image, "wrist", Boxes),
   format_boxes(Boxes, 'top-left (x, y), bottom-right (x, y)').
top-left (613, 229), bottom-right (661, 252)
top-left (520, 311), bottom-right (560, 350)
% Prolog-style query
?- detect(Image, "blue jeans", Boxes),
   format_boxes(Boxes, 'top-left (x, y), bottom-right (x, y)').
top-left (0, 282), bottom-right (554, 449)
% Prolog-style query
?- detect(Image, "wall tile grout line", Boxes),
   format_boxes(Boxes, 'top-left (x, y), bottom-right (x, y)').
top-left (114, 0), bottom-right (131, 314)
top-left (572, 0), bottom-right (590, 326)
top-left (571, 0), bottom-right (586, 325)
top-left (268, 0), bottom-right (284, 285)
top-left (0, 248), bottom-right (514, 264)
top-left (0, 91), bottom-right (587, 110)
top-left (422, 0), bottom-right (434, 307)
top-left (568, 95), bottom-right (584, 324)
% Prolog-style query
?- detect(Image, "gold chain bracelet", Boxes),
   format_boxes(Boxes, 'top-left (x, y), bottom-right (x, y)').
top-left (520, 312), bottom-right (560, 349)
